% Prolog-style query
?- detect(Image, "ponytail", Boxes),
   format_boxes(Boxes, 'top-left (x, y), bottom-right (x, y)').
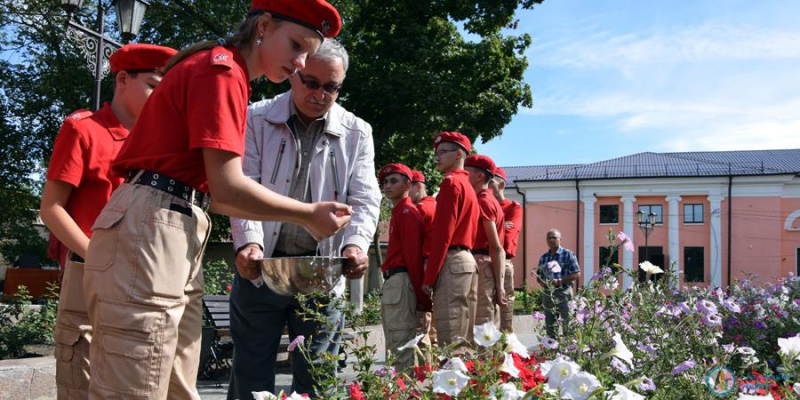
top-left (163, 11), bottom-right (271, 74)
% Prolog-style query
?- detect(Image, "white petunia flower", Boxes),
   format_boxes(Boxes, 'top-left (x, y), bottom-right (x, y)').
top-left (778, 336), bottom-right (800, 361)
top-left (252, 391), bottom-right (278, 400)
top-left (285, 392), bottom-right (310, 400)
top-left (605, 384), bottom-right (645, 400)
top-left (793, 382), bottom-right (800, 395)
top-left (432, 370), bottom-right (470, 397)
top-left (559, 371), bottom-right (601, 400)
top-left (539, 356), bottom-right (580, 388)
top-left (737, 395), bottom-right (773, 400)
top-left (500, 353), bottom-right (520, 378)
top-left (397, 334), bottom-right (425, 351)
top-left (639, 261), bottom-right (664, 274)
top-left (474, 322), bottom-right (502, 347)
top-left (444, 357), bottom-right (469, 373)
top-left (489, 382), bottom-right (527, 400)
top-left (503, 333), bottom-right (530, 358)
top-left (606, 332), bottom-right (634, 367)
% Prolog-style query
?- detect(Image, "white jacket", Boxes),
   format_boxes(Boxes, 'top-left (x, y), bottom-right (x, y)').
top-left (230, 91), bottom-right (381, 295)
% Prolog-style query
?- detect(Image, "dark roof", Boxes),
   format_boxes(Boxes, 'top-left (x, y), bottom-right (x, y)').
top-left (502, 149), bottom-right (800, 185)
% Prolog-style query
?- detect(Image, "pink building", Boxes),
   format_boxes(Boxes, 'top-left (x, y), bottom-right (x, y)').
top-left (502, 150), bottom-right (800, 290)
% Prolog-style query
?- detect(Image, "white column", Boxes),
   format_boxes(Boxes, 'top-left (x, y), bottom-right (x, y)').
top-left (582, 195), bottom-right (597, 287)
top-left (621, 196), bottom-right (636, 289)
top-left (708, 195), bottom-right (724, 288)
top-left (666, 195), bottom-right (682, 288)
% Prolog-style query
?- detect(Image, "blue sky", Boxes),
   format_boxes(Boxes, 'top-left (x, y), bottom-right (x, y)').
top-left (476, 0), bottom-right (800, 168)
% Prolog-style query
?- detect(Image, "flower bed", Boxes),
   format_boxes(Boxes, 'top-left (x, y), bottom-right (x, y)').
top-left (253, 231), bottom-right (800, 400)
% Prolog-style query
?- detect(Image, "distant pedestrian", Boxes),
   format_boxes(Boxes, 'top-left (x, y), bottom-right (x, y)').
top-left (536, 229), bottom-right (580, 339)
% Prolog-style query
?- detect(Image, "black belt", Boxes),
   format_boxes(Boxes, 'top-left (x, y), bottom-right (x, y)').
top-left (473, 249), bottom-right (489, 255)
top-left (382, 266), bottom-right (408, 280)
top-left (506, 254), bottom-right (514, 260)
top-left (448, 245), bottom-right (470, 252)
top-left (126, 170), bottom-right (211, 211)
top-left (69, 253), bottom-right (84, 263)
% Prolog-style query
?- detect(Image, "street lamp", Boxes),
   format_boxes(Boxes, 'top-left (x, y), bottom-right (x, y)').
top-left (60, 0), bottom-right (149, 111)
top-left (637, 209), bottom-right (657, 282)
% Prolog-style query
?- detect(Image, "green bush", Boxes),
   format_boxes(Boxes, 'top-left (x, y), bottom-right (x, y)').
top-left (203, 258), bottom-right (233, 296)
top-left (360, 289), bottom-right (382, 326)
top-left (0, 284), bottom-right (59, 359)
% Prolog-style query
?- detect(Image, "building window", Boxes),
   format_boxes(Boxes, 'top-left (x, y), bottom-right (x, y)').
top-left (638, 204), bottom-right (663, 224)
top-left (599, 246), bottom-right (620, 273)
top-left (599, 205), bottom-right (619, 224)
top-left (684, 204), bottom-right (704, 224)
top-left (684, 247), bottom-right (705, 283)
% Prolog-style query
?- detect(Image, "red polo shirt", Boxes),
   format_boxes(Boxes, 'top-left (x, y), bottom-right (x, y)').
top-left (501, 199), bottom-right (523, 258)
top-left (112, 47), bottom-right (251, 192)
top-left (423, 169), bottom-right (479, 286)
top-left (473, 188), bottom-right (505, 251)
top-left (382, 197), bottom-right (428, 309)
top-left (416, 196), bottom-right (436, 258)
top-left (46, 104), bottom-right (128, 267)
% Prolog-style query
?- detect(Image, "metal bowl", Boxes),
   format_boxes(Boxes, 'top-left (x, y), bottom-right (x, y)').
top-left (257, 257), bottom-right (346, 296)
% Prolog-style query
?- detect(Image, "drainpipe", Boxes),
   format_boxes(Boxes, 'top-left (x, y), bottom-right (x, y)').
top-left (515, 185), bottom-right (528, 289)
top-left (727, 175), bottom-right (733, 289)
top-left (575, 178), bottom-right (581, 284)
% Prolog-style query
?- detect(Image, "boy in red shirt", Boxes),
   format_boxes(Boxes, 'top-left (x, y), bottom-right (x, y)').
top-left (39, 44), bottom-right (177, 399)
top-left (464, 155), bottom-right (507, 326)
top-left (378, 163), bottom-right (425, 371)
top-left (421, 132), bottom-right (479, 346)
top-left (410, 170), bottom-right (437, 345)
top-left (491, 167), bottom-right (523, 332)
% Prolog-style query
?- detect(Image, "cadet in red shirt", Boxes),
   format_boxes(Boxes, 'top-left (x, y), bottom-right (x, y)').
top-left (39, 43), bottom-right (176, 400)
top-left (465, 155), bottom-right (507, 326)
top-left (409, 169), bottom-right (437, 345)
top-left (378, 163), bottom-right (425, 371)
top-left (421, 132), bottom-right (479, 346)
top-left (81, 1), bottom-right (351, 398)
top-left (490, 166), bottom-right (523, 332)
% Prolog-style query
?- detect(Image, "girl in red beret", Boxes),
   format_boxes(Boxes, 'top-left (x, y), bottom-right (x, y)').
top-left (81, 1), bottom-right (347, 398)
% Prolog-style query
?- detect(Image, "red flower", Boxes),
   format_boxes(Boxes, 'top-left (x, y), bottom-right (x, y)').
top-left (414, 363), bottom-right (432, 383)
top-left (396, 377), bottom-right (407, 393)
top-left (349, 383), bottom-right (365, 400)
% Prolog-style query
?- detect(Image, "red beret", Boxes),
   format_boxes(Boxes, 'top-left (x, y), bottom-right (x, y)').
top-left (378, 163), bottom-right (412, 184)
top-left (109, 44), bottom-right (177, 73)
top-left (433, 131), bottom-right (472, 154)
top-left (465, 155), bottom-right (497, 176)
top-left (494, 166), bottom-right (507, 181)
top-left (410, 170), bottom-right (426, 183)
top-left (251, 0), bottom-right (342, 38)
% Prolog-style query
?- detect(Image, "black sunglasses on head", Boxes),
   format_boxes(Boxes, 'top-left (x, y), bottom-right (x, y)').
top-left (296, 72), bottom-right (342, 94)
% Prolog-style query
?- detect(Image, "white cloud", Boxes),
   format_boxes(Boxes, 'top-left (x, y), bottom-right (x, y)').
top-left (531, 22), bottom-right (800, 68)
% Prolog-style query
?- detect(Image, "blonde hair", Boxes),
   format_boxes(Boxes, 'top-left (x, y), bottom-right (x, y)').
top-left (163, 11), bottom-right (278, 74)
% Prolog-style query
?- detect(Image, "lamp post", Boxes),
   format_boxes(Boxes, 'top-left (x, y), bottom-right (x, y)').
top-left (60, 0), bottom-right (150, 111)
top-left (637, 210), bottom-right (657, 282)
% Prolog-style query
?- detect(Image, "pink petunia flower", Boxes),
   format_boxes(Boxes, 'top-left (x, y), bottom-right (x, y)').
top-left (287, 335), bottom-right (305, 352)
top-left (616, 232), bottom-right (634, 252)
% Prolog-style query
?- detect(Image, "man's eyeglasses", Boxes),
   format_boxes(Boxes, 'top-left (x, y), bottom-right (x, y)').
top-left (435, 148), bottom-right (459, 156)
top-left (297, 72), bottom-right (342, 94)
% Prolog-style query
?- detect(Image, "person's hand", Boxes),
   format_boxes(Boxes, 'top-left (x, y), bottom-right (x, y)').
top-left (421, 284), bottom-right (433, 299)
top-left (496, 286), bottom-right (508, 307)
top-left (342, 245), bottom-right (368, 279)
top-left (235, 244), bottom-right (263, 280)
top-left (304, 202), bottom-right (352, 241)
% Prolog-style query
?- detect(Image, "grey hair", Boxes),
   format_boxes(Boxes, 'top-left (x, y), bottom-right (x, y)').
top-left (547, 229), bottom-right (562, 238)
top-left (312, 38), bottom-right (349, 74)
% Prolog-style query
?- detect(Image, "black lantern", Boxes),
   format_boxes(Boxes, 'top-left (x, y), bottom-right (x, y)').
top-left (115, 0), bottom-right (150, 43)
top-left (60, 0), bottom-right (85, 14)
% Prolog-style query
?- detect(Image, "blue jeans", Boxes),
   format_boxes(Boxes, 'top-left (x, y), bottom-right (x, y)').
top-left (227, 273), bottom-right (344, 399)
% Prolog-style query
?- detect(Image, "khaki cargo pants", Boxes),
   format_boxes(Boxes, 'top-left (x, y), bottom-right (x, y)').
top-left (416, 259), bottom-right (437, 347)
top-left (474, 254), bottom-right (496, 326)
top-left (54, 255), bottom-right (92, 399)
top-left (497, 260), bottom-right (515, 332)
top-left (433, 249), bottom-right (478, 346)
top-left (381, 272), bottom-right (417, 371)
top-left (82, 182), bottom-right (209, 400)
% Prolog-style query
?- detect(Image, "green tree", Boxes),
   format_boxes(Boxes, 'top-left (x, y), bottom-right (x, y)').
top-left (0, 0), bottom-right (541, 249)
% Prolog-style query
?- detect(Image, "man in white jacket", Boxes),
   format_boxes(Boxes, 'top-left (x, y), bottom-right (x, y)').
top-left (227, 39), bottom-right (381, 399)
